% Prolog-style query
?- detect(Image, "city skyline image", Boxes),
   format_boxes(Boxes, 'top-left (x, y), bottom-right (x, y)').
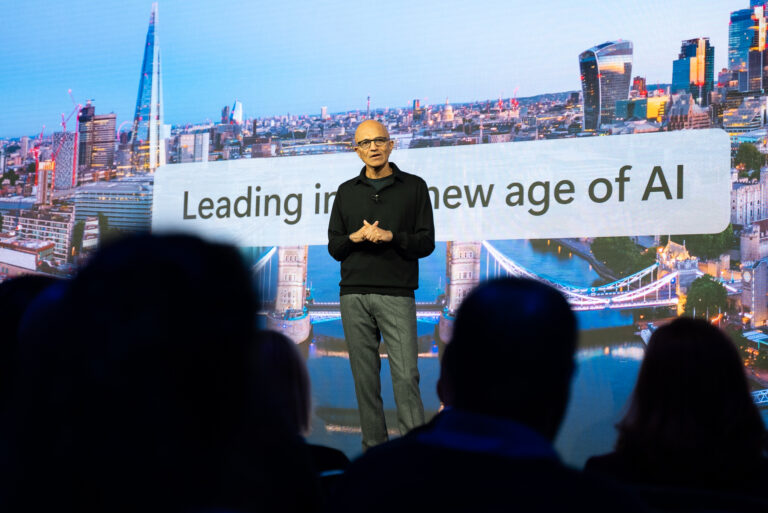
top-left (1, 0), bottom-right (742, 138)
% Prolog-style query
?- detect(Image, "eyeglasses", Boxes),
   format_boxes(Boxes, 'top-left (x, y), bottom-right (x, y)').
top-left (356, 137), bottom-right (390, 150)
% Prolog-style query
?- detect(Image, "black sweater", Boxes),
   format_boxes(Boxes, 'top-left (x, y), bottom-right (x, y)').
top-left (327, 163), bottom-right (435, 297)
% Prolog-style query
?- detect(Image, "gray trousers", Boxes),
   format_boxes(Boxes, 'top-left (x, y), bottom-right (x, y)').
top-left (340, 293), bottom-right (425, 450)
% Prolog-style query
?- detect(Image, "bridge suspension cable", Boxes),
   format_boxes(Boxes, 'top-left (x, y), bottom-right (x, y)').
top-left (253, 246), bottom-right (277, 302)
top-left (482, 241), bottom-right (679, 311)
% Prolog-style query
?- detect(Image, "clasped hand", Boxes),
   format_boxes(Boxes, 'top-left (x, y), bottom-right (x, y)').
top-left (350, 220), bottom-right (393, 244)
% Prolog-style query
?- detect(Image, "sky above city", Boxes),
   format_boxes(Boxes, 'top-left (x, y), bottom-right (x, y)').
top-left (0, 0), bottom-right (747, 138)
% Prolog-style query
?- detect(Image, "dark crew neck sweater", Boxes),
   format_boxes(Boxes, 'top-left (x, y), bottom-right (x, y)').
top-left (327, 163), bottom-right (435, 297)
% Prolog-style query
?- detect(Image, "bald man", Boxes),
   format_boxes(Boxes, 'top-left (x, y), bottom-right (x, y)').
top-left (328, 120), bottom-right (435, 450)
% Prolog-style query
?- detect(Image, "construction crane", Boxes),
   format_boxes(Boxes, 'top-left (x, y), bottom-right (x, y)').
top-left (510, 87), bottom-right (519, 110)
top-left (31, 125), bottom-right (45, 187)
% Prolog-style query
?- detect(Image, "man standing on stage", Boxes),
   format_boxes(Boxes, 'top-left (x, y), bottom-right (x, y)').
top-left (328, 120), bottom-right (435, 450)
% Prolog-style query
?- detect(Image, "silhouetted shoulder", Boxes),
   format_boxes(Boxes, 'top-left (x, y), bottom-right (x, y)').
top-left (585, 451), bottom-right (636, 480)
top-left (332, 436), bottom-right (645, 512)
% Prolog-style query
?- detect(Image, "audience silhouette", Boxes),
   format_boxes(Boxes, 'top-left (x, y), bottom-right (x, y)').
top-left (0, 274), bottom-right (59, 411)
top-left (252, 330), bottom-right (349, 502)
top-left (3, 234), bottom-right (319, 513)
top-left (4, 236), bottom-right (766, 513)
top-left (330, 277), bottom-right (644, 512)
top-left (586, 317), bottom-right (768, 511)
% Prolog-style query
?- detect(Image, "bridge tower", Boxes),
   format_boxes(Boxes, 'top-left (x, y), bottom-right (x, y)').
top-left (267, 245), bottom-right (312, 343)
top-left (439, 241), bottom-right (481, 342)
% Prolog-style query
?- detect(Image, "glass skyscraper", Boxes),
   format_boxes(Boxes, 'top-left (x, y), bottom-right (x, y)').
top-left (579, 41), bottom-right (633, 130)
top-left (79, 101), bottom-right (116, 171)
top-left (671, 38), bottom-right (714, 106)
top-left (730, 8), bottom-right (755, 72)
top-left (130, 2), bottom-right (165, 172)
top-left (52, 132), bottom-right (78, 190)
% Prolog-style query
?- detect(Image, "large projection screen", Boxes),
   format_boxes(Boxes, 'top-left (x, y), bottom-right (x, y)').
top-left (2, 0), bottom-right (766, 465)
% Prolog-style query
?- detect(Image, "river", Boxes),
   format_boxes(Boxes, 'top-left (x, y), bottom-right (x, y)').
top-left (251, 240), bottom-right (768, 468)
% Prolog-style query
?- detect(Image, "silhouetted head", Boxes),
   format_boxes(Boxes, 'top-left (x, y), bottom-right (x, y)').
top-left (253, 329), bottom-right (312, 437)
top-left (7, 234), bottom-right (267, 513)
top-left (616, 317), bottom-right (766, 475)
top-left (0, 275), bottom-right (60, 407)
top-left (438, 277), bottom-right (577, 440)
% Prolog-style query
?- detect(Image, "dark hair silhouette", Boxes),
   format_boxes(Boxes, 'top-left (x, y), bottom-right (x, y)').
top-left (5, 234), bottom-right (319, 513)
top-left (615, 317), bottom-right (766, 483)
top-left (253, 329), bottom-right (312, 436)
top-left (439, 277), bottom-right (577, 440)
top-left (0, 275), bottom-right (60, 406)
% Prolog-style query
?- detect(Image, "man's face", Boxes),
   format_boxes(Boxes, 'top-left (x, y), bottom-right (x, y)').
top-left (354, 121), bottom-right (394, 168)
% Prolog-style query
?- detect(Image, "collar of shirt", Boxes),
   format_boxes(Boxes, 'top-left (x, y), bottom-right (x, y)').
top-left (416, 408), bottom-right (560, 461)
top-left (354, 162), bottom-right (405, 184)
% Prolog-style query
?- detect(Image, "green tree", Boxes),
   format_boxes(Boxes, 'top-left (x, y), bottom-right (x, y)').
top-left (98, 213), bottom-right (109, 233)
top-left (734, 142), bottom-right (764, 178)
top-left (683, 275), bottom-right (727, 319)
top-left (70, 220), bottom-right (85, 260)
top-left (25, 162), bottom-right (36, 175)
top-left (97, 213), bottom-right (122, 244)
top-left (2, 169), bottom-right (19, 186)
top-left (591, 237), bottom-right (656, 277)
top-left (662, 225), bottom-right (735, 260)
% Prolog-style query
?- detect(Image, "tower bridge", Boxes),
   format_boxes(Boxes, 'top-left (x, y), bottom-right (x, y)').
top-left (253, 240), bottom-right (687, 340)
top-left (251, 243), bottom-right (768, 409)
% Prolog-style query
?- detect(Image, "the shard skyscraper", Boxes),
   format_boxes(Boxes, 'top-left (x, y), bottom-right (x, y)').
top-left (130, 3), bottom-right (165, 172)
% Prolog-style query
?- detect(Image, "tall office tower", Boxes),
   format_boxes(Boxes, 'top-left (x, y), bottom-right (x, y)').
top-left (221, 105), bottom-right (230, 124)
top-left (671, 38), bottom-right (715, 105)
top-left (52, 132), bottom-right (78, 190)
top-left (729, 4), bottom-right (768, 92)
top-left (35, 161), bottom-right (54, 205)
top-left (632, 76), bottom-right (647, 97)
top-left (79, 101), bottom-right (116, 171)
top-left (412, 99), bottom-right (424, 122)
top-left (579, 40), bottom-right (633, 130)
top-left (320, 106), bottom-right (328, 120)
top-left (78, 101), bottom-right (96, 167)
top-left (129, 3), bottom-right (165, 172)
top-left (177, 132), bottom-right (210, 163)
top-left (90, 113), bottom-right (116, 170)
top-left (230, 100), bottom-right (243, 125)
top-left (730, 8), bottom-right (754, 72)
top-left (20, 136), bottom-right (29, 157)
top-left (748, 5), bottom-right (768, 92)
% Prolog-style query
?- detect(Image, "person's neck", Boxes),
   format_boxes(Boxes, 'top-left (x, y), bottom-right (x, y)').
top-left (365, 163), bottom-right (393, 179)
